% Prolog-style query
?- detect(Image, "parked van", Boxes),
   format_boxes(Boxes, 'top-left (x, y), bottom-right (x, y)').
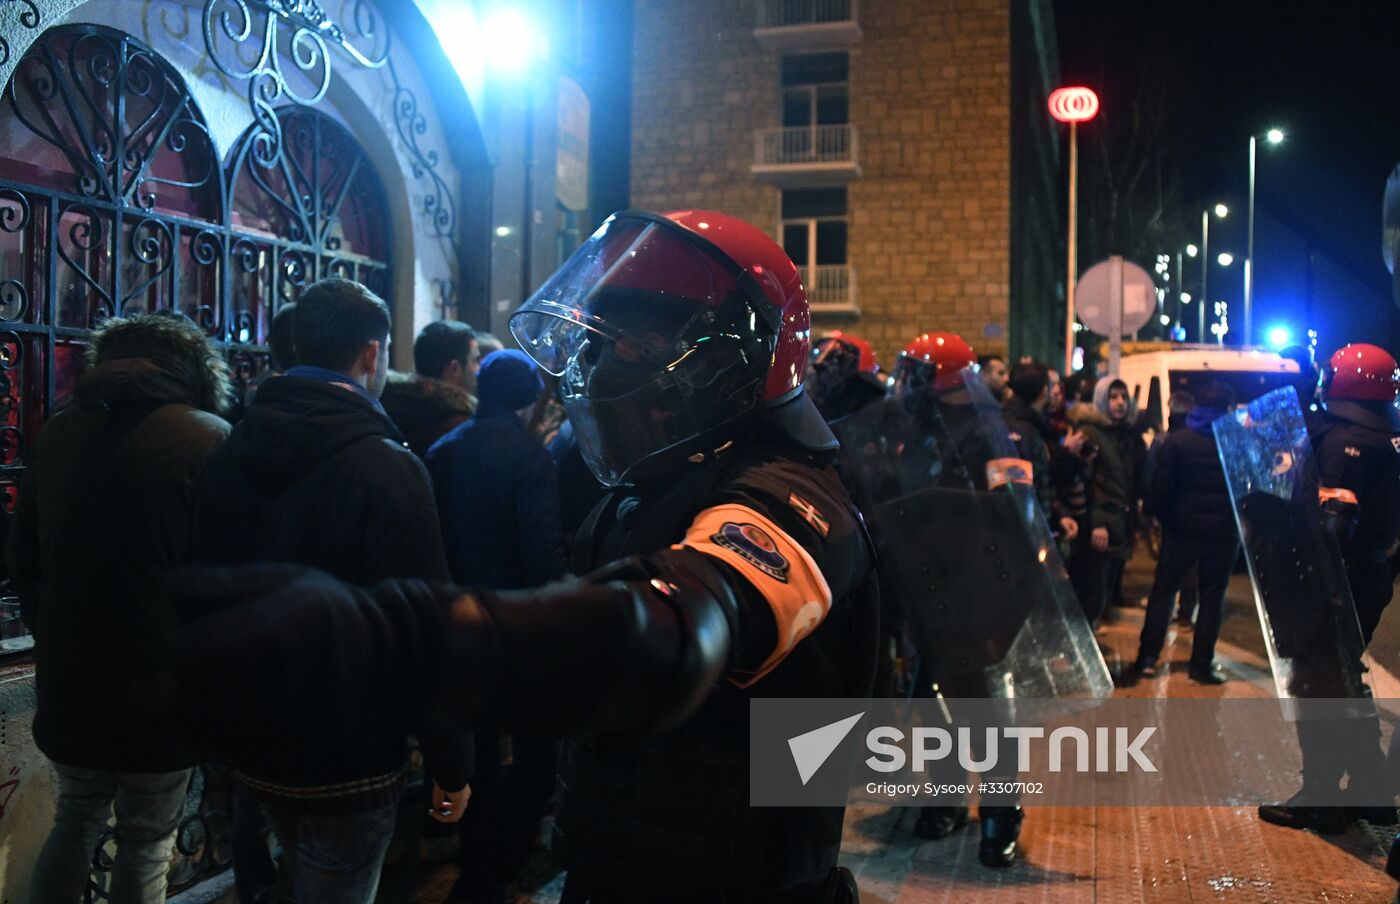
top-left (1113, 346), bottom-right (1300, 434)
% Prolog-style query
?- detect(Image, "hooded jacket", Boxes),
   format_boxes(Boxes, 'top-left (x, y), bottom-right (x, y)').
top-left (7, 328), bottom-right (231, 772)
top-left (1149, 405), bottom-right (1238, 543)
top-left (196, 374), bottom-right (467, 809)
top-left (379, 369), bottom-right (476, 459)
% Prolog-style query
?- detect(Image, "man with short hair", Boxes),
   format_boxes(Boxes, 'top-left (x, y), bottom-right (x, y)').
top-left (978, 354), bottom-right (1010, 402)
top-left (1003, 361), bottom-right (1079, 544)
top-left (381, 320), bottom-right (480, 458)
top-left (196, 277), bottom-right (471, 902)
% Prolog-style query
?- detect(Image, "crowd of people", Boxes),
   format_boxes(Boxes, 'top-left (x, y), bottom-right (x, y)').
top-left (6, 208), bottom-right (1400, 904)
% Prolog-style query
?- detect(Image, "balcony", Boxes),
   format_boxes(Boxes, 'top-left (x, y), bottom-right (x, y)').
top-left (754, 0), bottom-right (862, 50)
top-left (805, 264), bottom-right (857, 313)
top-left (752, 124), bottom-right (860, 186)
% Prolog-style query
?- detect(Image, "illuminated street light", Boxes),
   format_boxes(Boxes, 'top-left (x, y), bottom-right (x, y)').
top-left (1214, 203), bottom-right (1229, 218)
top-left (1159, 314), bottom-right (1171, 326)
top-left (1217, 252), bottom-right (1234, 267)
top-left (1246, 126), bottom-right (1287, 345)
top-left (482, 8), bottom-right (547, 73)
top-left (1181, 292), bottom-right (1192, 303)
top-left (1185, 244), bottom-right (1198, 257)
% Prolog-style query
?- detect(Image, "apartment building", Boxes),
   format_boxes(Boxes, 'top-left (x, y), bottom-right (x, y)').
top-left (630, 0), bottom-right (1061, 363)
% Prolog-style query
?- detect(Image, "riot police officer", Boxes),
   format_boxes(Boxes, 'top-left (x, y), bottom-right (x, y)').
top-left (807, 330), bottom-right (888, 421)
top-left (512, 210), bottom-right (878, 903)
top-left (1259, 342), bottom-right (1400, 833)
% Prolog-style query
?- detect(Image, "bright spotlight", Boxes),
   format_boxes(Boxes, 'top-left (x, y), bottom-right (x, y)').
top-left (482, 8), bottom-right (545, 73)
top-left (1267, 325), bottom-right (1292, 349)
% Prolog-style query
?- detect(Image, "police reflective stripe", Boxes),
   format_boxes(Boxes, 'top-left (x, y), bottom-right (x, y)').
top-left (1319, 486), bottom-right (1359, 506)
top-left (986, 457), bottom-right (1034, 489)
top-left (674, 503), bottom-right (833, 688)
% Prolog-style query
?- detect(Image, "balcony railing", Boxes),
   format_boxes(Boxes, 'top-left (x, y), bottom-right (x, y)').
top-left (755, 124), bottom-right (858, 167)
top-left (753, 0), bottom-right (861, 49)
top-left (806, 264), bottom-right (856, 311)
top-left (756, 0), bottom-right (856, 28)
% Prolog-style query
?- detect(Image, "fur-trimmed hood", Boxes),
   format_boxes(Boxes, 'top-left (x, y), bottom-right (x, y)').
top-left (1065, 401), bottom-right (1112, 429)
top-left (382, 370), bottom-right (476, 415)
top-left (77, 313), bottom-right (232, 415)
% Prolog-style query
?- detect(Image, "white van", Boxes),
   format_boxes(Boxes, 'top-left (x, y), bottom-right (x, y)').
top-left (1113, 346), bottom-right (1300, 434)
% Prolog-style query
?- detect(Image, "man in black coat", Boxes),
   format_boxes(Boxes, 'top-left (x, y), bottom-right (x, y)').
top-left (195, 278), bottom-right (470, 902)
top-left (427, 348), bottom-right (566, 590)
top-left (1127, 382), bottom-right (1239, 686)
top-left (425, 348), bottom-right (565, 899)
top-left (1002, 360), bottom-right (1080, 544)
top-left (7, 313), bottom-right (231, 902)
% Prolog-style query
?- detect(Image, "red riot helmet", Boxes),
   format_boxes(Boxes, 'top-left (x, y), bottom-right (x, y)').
top-left (509, 210), bottom-right (834, 487)
top-left (813, 330), bottom-right (881, 377)
top-left (1321, 343), bottom-right (1400, 402)
top-left (892, 331), bottom-right (977, 394)
top-left (1319, 343), bottom-right (1400, 431)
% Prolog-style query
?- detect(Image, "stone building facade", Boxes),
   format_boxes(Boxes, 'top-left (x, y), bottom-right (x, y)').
top-left (629, 0), bottom-right (1060, 365)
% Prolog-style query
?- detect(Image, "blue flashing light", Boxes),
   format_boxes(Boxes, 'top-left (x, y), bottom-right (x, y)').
top-left (1266, 325), bottom-right (1292, 349)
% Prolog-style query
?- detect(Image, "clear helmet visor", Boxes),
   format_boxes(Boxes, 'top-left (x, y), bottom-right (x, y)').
top-left (510, 216), bottom-right (769, 486)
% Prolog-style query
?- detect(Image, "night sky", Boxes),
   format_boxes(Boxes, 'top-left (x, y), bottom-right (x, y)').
top-left (1054, 0), bottom-right (1400, 354)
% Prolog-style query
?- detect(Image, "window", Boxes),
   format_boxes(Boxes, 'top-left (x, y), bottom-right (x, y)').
top-left (781, 188), bottom-right (851, 309)
top-left (781, 52), bottom-right (849, 129)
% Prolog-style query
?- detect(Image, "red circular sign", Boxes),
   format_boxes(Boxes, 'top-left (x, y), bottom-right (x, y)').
top-left (1048, 87), bottom-right (1099, 123)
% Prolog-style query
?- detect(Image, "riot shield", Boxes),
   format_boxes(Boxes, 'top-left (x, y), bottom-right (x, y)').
top-left (1213, 386), bottom-right (1369, 701)
top-left (833, 369), bottom-right (1112, 699)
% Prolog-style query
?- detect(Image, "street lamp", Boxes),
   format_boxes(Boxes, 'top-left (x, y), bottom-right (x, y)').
top-left (1048, 86), bottom-right (1100, 373)
top-left (1199, 204), bottom-right (1228, 342)
top-left (1217, 252), bottom-right (1234, 267)
top-left (1185, 244), bottom-right (1198, 257)
top-left (1245, 127), bottom-right (1285, 347)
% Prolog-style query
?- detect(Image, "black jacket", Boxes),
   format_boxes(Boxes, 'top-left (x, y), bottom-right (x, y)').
top-left (1311, 403), bottom-right (1400, 556)
top-left (426, 406), bottom-right (567, 589)
top-left (1149, 406), bottom-right (1237, 544)
top-left (8, 353), bottom-right (230, 772)
top-left (196, 375), bottom-right (468, 807)
top-left (1002, 394), bottom-right (1055, 519)
top-left (555, 441), bottom-right (879, 894)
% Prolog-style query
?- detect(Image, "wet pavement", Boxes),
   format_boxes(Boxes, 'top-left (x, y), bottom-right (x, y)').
top-left (375, 550), bottom-right (1400, 903)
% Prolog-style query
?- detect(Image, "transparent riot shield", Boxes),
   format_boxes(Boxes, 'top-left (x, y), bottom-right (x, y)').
top-left (1213, 386), bottom-right (1369, 701)
top-left (832, 369), bottom-right (1112, 699)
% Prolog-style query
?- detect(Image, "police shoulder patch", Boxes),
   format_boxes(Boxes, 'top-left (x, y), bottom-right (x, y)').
top-left (712, 522), bottom-right (790, 582)
top-left (1344, 445), bottom-right (1362, 458)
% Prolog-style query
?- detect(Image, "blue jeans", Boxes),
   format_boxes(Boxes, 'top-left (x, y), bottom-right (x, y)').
top-left (27, 763), bottom-right (190, 904)
top-left (262, 799), bottom-right (398, 904)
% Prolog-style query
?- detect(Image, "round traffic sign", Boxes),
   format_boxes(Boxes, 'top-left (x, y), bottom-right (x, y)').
top-left (1075, 258), bottom-right (1156, 336)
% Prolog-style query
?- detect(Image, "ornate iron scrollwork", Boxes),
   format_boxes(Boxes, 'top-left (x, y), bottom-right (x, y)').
top-left (201, 0), bottom-right (389, 166)
top-left (0, 0), bottom-right (41, 68)
top-left (387, 58), bottom-right (455, 238)
top-left (202, 0), bottom-right (455, 238)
